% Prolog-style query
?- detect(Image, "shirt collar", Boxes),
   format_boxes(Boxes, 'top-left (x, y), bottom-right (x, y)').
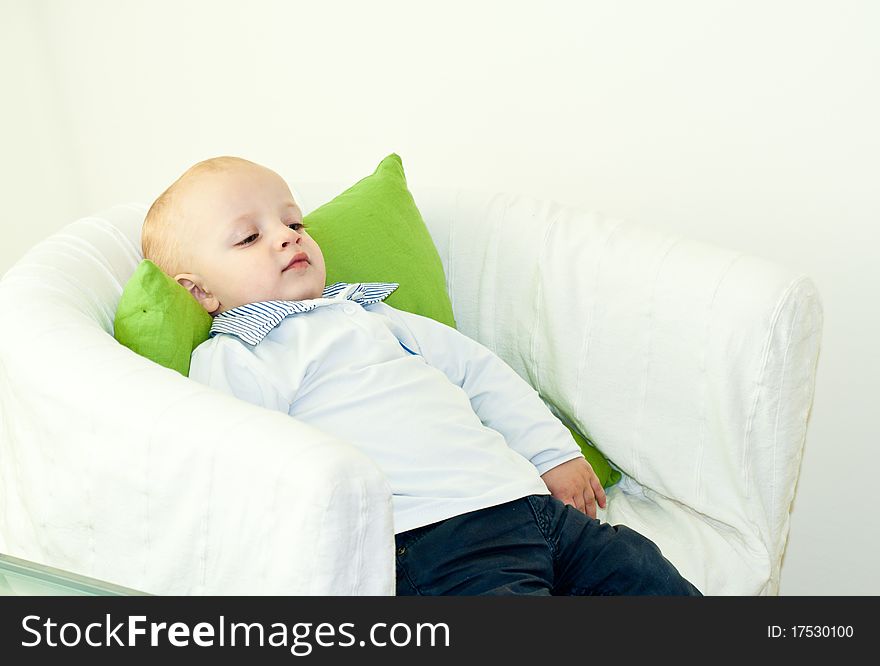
top-left (209, 282), bottom-right (399, 346)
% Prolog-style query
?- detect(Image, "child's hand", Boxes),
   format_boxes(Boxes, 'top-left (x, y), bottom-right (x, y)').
top-left (540, 457), bottom-right (607, 519)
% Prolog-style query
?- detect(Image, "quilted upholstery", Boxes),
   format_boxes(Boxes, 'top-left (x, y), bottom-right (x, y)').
top-left (414, 187), bottom-right (823, 594)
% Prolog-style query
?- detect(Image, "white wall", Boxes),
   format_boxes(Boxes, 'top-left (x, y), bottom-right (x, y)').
top-left (2, 0), bottom-right (877, 593)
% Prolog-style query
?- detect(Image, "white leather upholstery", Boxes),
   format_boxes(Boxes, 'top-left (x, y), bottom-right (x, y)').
top-left (0, 186), bottom-right (822, 595)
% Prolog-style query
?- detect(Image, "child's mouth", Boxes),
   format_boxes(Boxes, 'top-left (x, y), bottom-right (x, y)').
top-left (284, 254), bottom-right (310, 272)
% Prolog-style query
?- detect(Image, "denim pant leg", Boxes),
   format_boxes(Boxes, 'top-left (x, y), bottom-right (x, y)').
top-left (395, 498), bottom-right (554, 595)
top-left (526, 495), bottom-right (703, 596)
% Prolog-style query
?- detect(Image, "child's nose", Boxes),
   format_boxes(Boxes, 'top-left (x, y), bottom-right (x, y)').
top-left (280, 228), bottom-right (302, 248)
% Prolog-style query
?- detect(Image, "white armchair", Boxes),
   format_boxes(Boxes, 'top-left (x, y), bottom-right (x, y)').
top-left (0, 185), bottom-right (822, 595)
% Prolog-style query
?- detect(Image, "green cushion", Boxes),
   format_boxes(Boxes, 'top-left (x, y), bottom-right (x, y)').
top-left (113, 153), bottom-right (618, 488)
top-left (114, 259), bottom-right (212, 376)
top-left (567, 427), bottom-right (621, 490)
top-left (305, 154), bottom-right (455, 328)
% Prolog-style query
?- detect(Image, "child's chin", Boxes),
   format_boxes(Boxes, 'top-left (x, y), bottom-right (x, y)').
top-left (289, 287), bottom-right (323, 301)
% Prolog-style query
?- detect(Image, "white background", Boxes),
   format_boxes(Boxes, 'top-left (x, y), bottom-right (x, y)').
top-left (2, 0), bottom-right (877, 594)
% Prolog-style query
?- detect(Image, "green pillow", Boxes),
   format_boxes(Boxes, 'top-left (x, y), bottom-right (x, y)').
top-left (114, 259), bottom-right (212, 376)
top-left (305, 153), bottom-right (455, 328)
top-left (113, 153), bottom-right (618, 488)
top-left (567, 427), bottom-right (621, 490)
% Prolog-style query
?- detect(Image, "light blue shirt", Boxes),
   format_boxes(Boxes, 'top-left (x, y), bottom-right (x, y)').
top-left (190, 282), bottom-right (582, 533)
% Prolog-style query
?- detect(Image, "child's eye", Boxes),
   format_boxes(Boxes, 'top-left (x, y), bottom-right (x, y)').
top-left (237, 233), bottom-right (259, 246)
top-left (288, 222), bottom-right (305, 232)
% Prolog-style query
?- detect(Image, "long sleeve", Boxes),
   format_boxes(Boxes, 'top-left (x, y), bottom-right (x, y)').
top-left (377, 304), bottom-right (583, 475)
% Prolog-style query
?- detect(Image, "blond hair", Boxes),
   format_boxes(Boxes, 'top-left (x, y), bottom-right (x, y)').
top-left (141, 156), bottom-right (262, 276)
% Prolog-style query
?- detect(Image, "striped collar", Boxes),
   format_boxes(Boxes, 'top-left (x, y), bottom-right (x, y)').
top-left (210, 282), bottom-right (399, 346)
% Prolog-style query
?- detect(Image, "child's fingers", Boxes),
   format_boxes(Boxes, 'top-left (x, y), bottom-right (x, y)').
top-left (591, 476), bottom-right (607, 509)
top-left (582, 489), bottom-right (597, 519)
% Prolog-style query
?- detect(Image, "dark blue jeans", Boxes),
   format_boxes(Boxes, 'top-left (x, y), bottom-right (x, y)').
top-left (395, 494), bottom-right (702, 596)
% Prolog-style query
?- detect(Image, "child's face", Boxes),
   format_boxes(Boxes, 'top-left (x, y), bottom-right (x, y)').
top-left (174, 162), bottom-right (326, 314)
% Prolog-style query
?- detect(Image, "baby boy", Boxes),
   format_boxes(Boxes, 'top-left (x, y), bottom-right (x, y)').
top-left (142, 156), bottom-right (701, 595)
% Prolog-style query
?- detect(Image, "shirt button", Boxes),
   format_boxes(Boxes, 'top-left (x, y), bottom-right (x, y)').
top-left (397, 547), bottom-right (406, 556)
top-left (343, 304), bottom-right (357, 315)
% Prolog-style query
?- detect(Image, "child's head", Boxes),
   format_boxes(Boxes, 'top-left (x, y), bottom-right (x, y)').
top-left (142, 156), bottom-right (326, 315)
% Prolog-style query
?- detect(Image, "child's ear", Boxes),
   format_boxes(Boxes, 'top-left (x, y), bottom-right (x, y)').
top-left (175, 273), bottom-right (220, 314)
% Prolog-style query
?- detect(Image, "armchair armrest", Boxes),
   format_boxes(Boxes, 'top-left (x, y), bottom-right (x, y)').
top-left (0, 211), bottom-right (395, 595)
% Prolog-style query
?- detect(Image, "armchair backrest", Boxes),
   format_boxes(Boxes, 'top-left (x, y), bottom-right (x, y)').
top-left (405, 187), bottom-right (823, 593)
